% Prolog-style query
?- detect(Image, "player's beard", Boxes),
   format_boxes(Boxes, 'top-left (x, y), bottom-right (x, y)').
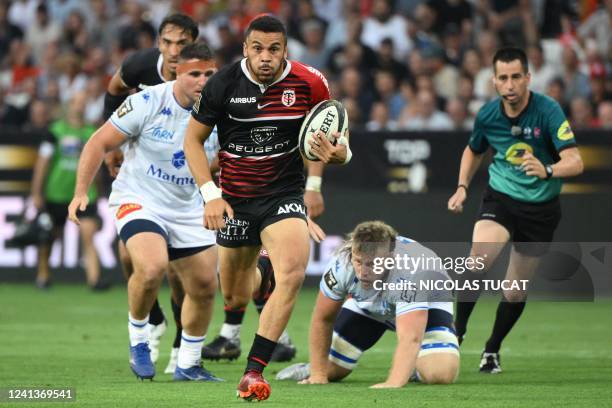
top-left (249, 58), bottom-right (284, 85)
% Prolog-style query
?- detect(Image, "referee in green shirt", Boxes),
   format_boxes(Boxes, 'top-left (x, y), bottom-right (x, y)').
top-left (447, 47), bottom-right (584, 373)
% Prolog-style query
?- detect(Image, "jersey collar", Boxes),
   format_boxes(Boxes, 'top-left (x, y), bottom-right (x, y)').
top-left (240, 58), bottom-right (292, 93)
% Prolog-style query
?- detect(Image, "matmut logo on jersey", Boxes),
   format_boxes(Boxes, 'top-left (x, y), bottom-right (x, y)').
top-left (146, 151), bottom-right (194, 186)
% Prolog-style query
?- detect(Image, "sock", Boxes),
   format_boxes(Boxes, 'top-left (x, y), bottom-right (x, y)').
top-left (220, 323), bottom-right (241, 340)
top-left (484, 298), bottom-right (526, 353)
top-left (253, 298), bottom-right (266, 315)
top-left (278, 329), bottom-right (290, 345)
top-left (148, 299), bottom-right (164, 325)
top-left (171, 298), bottom-right (182, 348)
top-left (224, 305), bottom-right (246, 324)
top-left (454, 273), bottom-right (484, 339)
top-left (177, 331), bottom-right (205, 369)
top-left (245, 334), bottom-right (277, 374)
top-left (128, 313), bottom-right (149, 347)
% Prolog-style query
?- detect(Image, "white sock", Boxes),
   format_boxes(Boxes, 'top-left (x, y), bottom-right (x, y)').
top-left (177, 331), bottom-right (205, 369)
top-left (278, 329), bottom-right (291, 345)
top-left (220, 323), bottom-right (241, 340)
top-left (128, 313), bottom-right (150, 347)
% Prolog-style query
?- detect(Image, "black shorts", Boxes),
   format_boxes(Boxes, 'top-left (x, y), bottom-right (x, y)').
top-left (477, 185), bottom-right (562, 255)
top-left (217, 191), bottom-right (307, 248)
top-left (46, 201), bottom-right (98, 230)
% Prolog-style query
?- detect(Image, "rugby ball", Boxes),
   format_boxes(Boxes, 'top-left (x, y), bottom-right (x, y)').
top-left (299, 99), bottom-right (349, 161)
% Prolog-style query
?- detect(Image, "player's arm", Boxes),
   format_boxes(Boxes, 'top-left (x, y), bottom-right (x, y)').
top-left (68, 122), bottom-right (127, 224)
top-left (304, 160), bottom-right (325, 218)
top-left (304, 290), bottom-right (343, 384)
top-left (184, 118), bottom-right (233, 229)
top-left (29, 133), bottom-right (55, 210)
top-left (371, 309), bottom-right (427, 389)
top-left (103, 69), bottom-right (131, 121)
top-left (448, 112), bottom-right (489, 213)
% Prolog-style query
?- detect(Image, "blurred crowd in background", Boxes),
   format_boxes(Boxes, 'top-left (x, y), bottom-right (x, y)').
top-left (1, 0), bottom-right (611, 135)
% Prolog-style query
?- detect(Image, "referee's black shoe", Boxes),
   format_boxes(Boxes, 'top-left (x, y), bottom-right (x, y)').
top-left (479, 351), bottom-right (502, 373)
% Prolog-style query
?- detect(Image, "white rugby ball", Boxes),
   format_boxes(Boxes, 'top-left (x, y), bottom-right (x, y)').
top-left (299, 99), bottom-right (349, 161)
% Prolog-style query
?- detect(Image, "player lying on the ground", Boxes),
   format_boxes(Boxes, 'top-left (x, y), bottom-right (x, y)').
top-left (277, 221), bottom-right (459, 388)
top-left (68, 43), bottom-right (222, 382)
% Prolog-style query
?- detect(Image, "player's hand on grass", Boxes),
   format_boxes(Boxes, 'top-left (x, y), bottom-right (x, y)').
top-left (447, 187), bottom-right (467, 213)
top-left (204, 198), bottom-right (234, 230)
top-left (370, 382), bottom-right (402, 389)
top-left (298, 376), bottom-right (328, 385)
top-left (68, 194), bottom-right (89, 225)
top-left (304, 190), bottom-right (324, 218)
top-left (520, 152), bottom-right (546, 179)
top-left (104, 149), bottom-right (124, 178)
top-left (309, 130), bottom-right (347, 164)
top-left (307, 216), bottom-right (326, 243)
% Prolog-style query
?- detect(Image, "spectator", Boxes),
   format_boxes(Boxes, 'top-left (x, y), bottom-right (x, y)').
top-left (88, 0), bottom-right (120, 52)
top-left (341, 96), bottom-right (363, 127)
top-left (299, 18), bottom-right (329, 71)
top-left (194, 1), bottom-right (223, 50)
top-left (423, 44), bottom-right (459, 100)
top-left (376, 38), bottom-right (409, 82)
top-left (7, 0), bottom-right (37, 32)
top-left (401, 90), bottom-right (452, 130)
top-left (48, 0), bottom-right (87, 26)
top-left (0, 0), bottom-right (23, 62)
top-left (339, 66), bottom-right (375, 123)
top-left (561, 47), bottom-right (591, 104)
top-left (473, 30), bottom-right (497, 101)
top-left (374, 69), bottom-right (403, 120)
top-left (415, 74), bottom-right (446, 111)
top-left (83, 74), bottom-right (106, 126)
top-left (597, 101), bottom-right (612, 129)
top-left (578, 0), bottom-right (612, 60)
top-left (457, 73), bottom-right (484, 117)
top-left (288, 0), bottom-right (327, 44)
top-left (326, 16), bottom-right (377, 77)
top-left (25, 4), bottom-right (61, 65)
top-left (116, 1), bottom-right (156, 52)
top-left (56, 52), bottom-right (87, 104)
top-left (446, 97), bottom-right (474, 130)
top-left (527, 42), bottom-right (557, 94)
top-left (426, 0), bottom-right (474, 41)
top-left (361, 0), bottom-right (411, 60)
top-left (546, 77), bottom-right (569, 115)
top-left (461, 48), bottom-right (482, 79)
top-left (366, 101), bottom-right (399, 131)
top-left (569, 97), bottom-right (596, 129)
top-left (61, 9), bottom-right (90, 56)
top-left (215, 24), bottom-right (242, 66)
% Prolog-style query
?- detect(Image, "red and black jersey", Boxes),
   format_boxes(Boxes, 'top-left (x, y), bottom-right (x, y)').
top-left (191, 58), bottom-right (330, 198)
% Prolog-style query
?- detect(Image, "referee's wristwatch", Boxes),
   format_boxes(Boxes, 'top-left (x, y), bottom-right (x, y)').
top-left (545, 165), bottom-right (554, 180)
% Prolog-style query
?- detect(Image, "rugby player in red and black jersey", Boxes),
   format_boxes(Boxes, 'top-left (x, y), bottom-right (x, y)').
top-left (101, 14), bottom-right (199, 373)
top-left (184, 15), bottom-right (349, 401)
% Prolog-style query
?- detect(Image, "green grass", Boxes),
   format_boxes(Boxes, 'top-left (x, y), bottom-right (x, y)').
top-left (0, 284), bottom-right (611, 407)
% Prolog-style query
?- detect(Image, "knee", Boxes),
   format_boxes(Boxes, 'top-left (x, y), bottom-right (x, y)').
top-left (190, 275), bottom-right (217, 301)
top-left (503, 290), bottom-right (527, 303)
top-left (135, 263), bottom-right (166, 290)
top-left (419, 369), bottom-right (458, 385)
top-left (223, 293), bottom-right (250, 309)
top-left (274, 260), bottom-right (306, 289)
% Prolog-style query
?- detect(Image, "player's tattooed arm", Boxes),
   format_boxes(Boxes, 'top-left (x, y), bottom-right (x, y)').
top-left (371, 310), bottom-right (427, 388)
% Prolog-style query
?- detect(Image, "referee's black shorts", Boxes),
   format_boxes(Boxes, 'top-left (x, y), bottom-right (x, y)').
top-left (476, 185), bottom-right (561, 256)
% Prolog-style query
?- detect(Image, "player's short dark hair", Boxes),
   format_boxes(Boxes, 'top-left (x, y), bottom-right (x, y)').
top-left (159, 13), bottom-right (199, 40)
top-left (179, 42), bottom-right (214, 61)
top-left (245, 14), bottom-right (287, 43)
top-left (492, 47), bottom-right (529, 74)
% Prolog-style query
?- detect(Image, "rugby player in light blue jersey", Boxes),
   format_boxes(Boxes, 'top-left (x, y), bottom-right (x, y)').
top-left (277, 221), bottom-right (459, 388)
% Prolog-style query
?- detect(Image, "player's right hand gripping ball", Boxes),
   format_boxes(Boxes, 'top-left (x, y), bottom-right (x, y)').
top-left (299, 99), bottom-right (349, 161)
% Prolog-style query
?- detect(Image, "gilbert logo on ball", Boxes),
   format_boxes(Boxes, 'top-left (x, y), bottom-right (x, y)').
top-left (299, 99), bottom-right (349, 161)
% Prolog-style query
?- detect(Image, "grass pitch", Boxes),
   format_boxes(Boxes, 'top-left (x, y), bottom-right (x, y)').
top-left (1, 284), bottom-right (611, 407)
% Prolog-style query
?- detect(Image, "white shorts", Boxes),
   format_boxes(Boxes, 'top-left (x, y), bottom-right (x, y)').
top-left (108, 195), bottom-right (215, 249)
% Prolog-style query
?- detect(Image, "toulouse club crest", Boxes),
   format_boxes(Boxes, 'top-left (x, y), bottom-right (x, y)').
top-left (281, 89), bottom-right (296, 107)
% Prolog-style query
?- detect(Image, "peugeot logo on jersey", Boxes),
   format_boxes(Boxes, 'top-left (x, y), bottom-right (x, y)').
top-left (250, 126), bottom-right (277, 145)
